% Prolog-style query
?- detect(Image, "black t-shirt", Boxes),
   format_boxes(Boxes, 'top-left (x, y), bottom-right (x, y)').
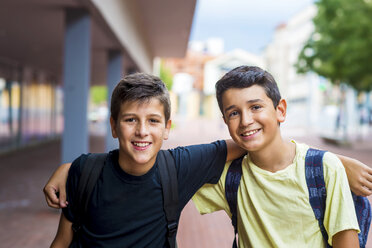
top-left (63, 140), bottom-right (227, 248)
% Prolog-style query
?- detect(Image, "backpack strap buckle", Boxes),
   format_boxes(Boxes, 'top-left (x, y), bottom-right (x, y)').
top-left (167, 222), bottom-right (178, 237)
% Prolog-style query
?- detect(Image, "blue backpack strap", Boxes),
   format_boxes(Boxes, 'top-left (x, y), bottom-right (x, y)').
top-left (225, 155), bottom-right (245, 248)
top-left (305, 148), bottom-right (331, 248)
top-left (352, 192), bottom-right (372, 247)
top-left (306, 148), bottom-right (372, 248)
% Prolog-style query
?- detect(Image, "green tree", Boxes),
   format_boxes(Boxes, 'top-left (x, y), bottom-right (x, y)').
top-left (90, 86), bottom-right (108, 105)
top-left (159, 61), bottom-right (173, 90)
top-left (297, 0), bottom-right (372, 92)
top-left (297, 0), bottom-right (372, 139)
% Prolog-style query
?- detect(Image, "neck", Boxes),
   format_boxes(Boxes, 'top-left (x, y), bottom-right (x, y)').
top-left (117, 153), bottom-right (155, 176)
top-left (249, 134), bottom-right (296, 173)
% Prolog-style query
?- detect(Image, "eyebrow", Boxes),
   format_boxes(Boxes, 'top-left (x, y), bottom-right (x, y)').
top-left (247, 99), bottom-right (264, 104)
top-left (121, 113), bottom-right (163, 118)
top-left (224, 99), bottom-right (264, 113)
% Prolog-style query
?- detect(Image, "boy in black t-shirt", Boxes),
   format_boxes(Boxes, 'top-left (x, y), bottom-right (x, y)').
top-left (50, 73), bottom-right (244, 247)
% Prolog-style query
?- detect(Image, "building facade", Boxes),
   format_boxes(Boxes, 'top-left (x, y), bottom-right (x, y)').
top-left (264, 5), bottom-right (364, 137)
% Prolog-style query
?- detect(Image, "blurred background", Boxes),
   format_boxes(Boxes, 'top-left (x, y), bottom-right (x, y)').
top-left (0, 0), bottom-right (371, 247)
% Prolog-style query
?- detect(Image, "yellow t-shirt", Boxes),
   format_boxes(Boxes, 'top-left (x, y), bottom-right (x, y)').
top-left (192, 142), bottom-right (359, 248)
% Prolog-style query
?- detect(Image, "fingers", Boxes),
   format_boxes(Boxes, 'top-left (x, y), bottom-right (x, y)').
top-left (58, 188), bottom-right (68, 208)
top-left (366, 168), bottom-right (372, 183)
top-left (365, 165), bottom-right (372, 175)
top-left (360, 168), bottom-right (372, 197)
top-left (43, 186), bottom-right (61, 209)
top-left (354, 186), bottom-right (372, 197)
top-left (351, 172), bottom-right (372, 197)
top-left (363, 175), bottom-right (372, 192)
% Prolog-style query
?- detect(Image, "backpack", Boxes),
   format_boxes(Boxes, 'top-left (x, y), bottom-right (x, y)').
top-left (305, 148), bottom-right (371, 248)
top-left (71, 150), bottom-right (179, 248)
top-left (225, 149), bottom-right (372, 248)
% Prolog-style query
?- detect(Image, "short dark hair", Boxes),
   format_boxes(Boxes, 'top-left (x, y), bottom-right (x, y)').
top-left (215, 66), bottom-right (281, 114)
top-left (110, 72), bottom-right (171, 124)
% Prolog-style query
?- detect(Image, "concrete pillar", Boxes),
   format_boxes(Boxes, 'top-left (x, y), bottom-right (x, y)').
top-left (19, 67), bottom-right (32, 145)
top-left (105, 50), bottom-right (123, 152)
top-left (5, 80), bottom-right (13, 137)
top-left (62, 9), bottom-right (91, 163)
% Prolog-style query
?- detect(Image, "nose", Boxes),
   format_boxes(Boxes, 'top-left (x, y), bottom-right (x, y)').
top-left (240, 111), bottom-right (254, 127)
top-left (135, 121), bottom-right (149, 137)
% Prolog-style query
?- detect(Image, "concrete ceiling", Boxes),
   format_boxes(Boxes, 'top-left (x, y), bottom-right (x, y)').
top-left (0, 0), bottom-right (196, 84)
top-left (136, 0), bottom-right (196, 57)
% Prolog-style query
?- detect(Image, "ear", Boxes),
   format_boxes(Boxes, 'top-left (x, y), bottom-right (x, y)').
top-left (276, 99), bottom-right (287, 123)
top-left (163, 119), bottom-right (172, 140)
top-left (110, 116), bottom-right (118, 138)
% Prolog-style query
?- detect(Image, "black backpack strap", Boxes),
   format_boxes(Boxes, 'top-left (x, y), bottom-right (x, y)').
top-left (72, 153), bottom-right (108, 233)
top-left (157, 150), bottom-right (179, 248)
top-left (305, 148), bottom-right (331, 248)
top-left (225, 156), bottom-right (244, 248)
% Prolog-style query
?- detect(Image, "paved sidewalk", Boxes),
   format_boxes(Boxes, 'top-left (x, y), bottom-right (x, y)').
top-left (0, 118), bottom-right (371, 247)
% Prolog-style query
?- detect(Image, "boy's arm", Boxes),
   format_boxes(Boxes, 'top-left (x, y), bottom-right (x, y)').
top-left (50, 213), bottom-right (73, 248)
top-left (332, 229), bottom-right (359, 248)
top-left (337, 154), bottom-right (372, 196)
top-left (41, 140), bottom-right (244, 209)
top-left (225, 139), bottom-right (246, 161)
top-left (43, 163), bottom-right (71, 208)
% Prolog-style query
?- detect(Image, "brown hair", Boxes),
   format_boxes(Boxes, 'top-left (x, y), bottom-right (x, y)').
top-left (110, 72), bottom-right (171, 124)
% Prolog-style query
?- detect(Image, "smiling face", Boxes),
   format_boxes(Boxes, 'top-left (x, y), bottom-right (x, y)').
top-left (110, 98), bottom-right (171, 174)
top-left (222, 85), bottom-right (286, 152)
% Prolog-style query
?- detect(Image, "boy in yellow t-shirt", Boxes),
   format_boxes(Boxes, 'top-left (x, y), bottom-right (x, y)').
top-left (192, 66), bottom-right (360, 247)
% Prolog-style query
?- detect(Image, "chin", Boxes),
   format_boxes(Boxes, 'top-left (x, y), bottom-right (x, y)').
top-left (240, 142), bottom-right (262, 152)
top-left (134, 157), bottom-right (152, 164)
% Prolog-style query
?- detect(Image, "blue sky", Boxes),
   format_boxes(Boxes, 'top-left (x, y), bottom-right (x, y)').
top-left (189, 0), bottom-right (313, 55)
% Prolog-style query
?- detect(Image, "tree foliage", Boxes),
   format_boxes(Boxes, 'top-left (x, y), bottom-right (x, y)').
top-left (90, 86), bottom-right (108, 105)
top-left (297, 0), bottom-right (372, 92)
top-left (159, 61), bottom-right (173, 90)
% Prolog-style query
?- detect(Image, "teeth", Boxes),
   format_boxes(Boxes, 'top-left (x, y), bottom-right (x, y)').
top-left (133, 142), bottom-right (150, 147)
top-left (242, 129), bottom-right (259, 136)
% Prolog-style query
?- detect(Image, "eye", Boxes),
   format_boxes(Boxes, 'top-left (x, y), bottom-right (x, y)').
top-left (149, 119), bottom-right (160, 123)
top-left (228, 111), bottom-right (239, 118)
top-left (251, 105), bottom-right (262, 111)
top-left (125, 118), bottom-right (136, 122)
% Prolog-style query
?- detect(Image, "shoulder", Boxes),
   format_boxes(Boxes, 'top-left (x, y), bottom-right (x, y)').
top-left (297, 141), bottom-right (343, 173)
top-left (168, 140), bottom-right (227, 160)
top-left (69, 152), bottom-right (111, 175)
top-left (169, 140), bottom-right (226, 152)
top-left (292, 141), bottom-right (310, 160)
top-left (219, 160), bottom-right (234, 186)
top-left (294, 141), bottom-right (341, 170)
top-left (322, 151), bottom-right (344, 176)
top-left (68, 153), bottom-right (89, 177)
top-left (299, 142), bottom-right (344, 180)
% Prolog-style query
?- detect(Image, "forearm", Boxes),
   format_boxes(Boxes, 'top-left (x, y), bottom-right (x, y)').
top-left (47, 163), bottom-right (71, 188)
top-left (56, 163), bottom-right (72, 177)
top-left (50, 213), bottom-right (73, 248)
top-left (225, 139), bottom-right (246, 161)
top-left (43, 163), bottom-right (71, 208)
top-left (336, 154), bottom-right (372, 196)
top-left (332, 229), bottom-right (359, 248)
